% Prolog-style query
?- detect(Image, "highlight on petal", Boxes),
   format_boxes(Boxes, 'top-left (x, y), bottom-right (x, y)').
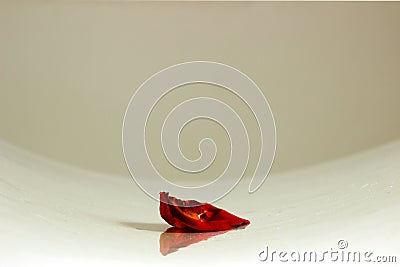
top-left (159, 192), bottom-right (250, 231)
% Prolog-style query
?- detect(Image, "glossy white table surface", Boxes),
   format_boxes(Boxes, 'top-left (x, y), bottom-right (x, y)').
top-left (1, 139), bottom-right (398, 266)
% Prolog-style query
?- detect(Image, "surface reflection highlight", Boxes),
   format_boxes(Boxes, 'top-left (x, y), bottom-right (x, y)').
top-left (159, 227), bottom-right (229, 256)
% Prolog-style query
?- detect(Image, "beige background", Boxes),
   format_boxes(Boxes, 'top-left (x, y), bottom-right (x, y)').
top-left (1, 2), bottom-right (399, 180)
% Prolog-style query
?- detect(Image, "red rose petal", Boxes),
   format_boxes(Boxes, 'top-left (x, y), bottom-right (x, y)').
top-left (159, 192), bottom-right (250, 231)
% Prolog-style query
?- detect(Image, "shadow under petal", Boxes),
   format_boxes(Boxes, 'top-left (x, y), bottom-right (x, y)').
top-left (119, 221), bottom-right (169, 232)
top-left (159, 227), bottom-right (230, 256)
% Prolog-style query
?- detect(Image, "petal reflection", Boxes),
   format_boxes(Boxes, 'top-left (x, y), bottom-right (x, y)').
top-left (159, 227), bottom-right (228, 256)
